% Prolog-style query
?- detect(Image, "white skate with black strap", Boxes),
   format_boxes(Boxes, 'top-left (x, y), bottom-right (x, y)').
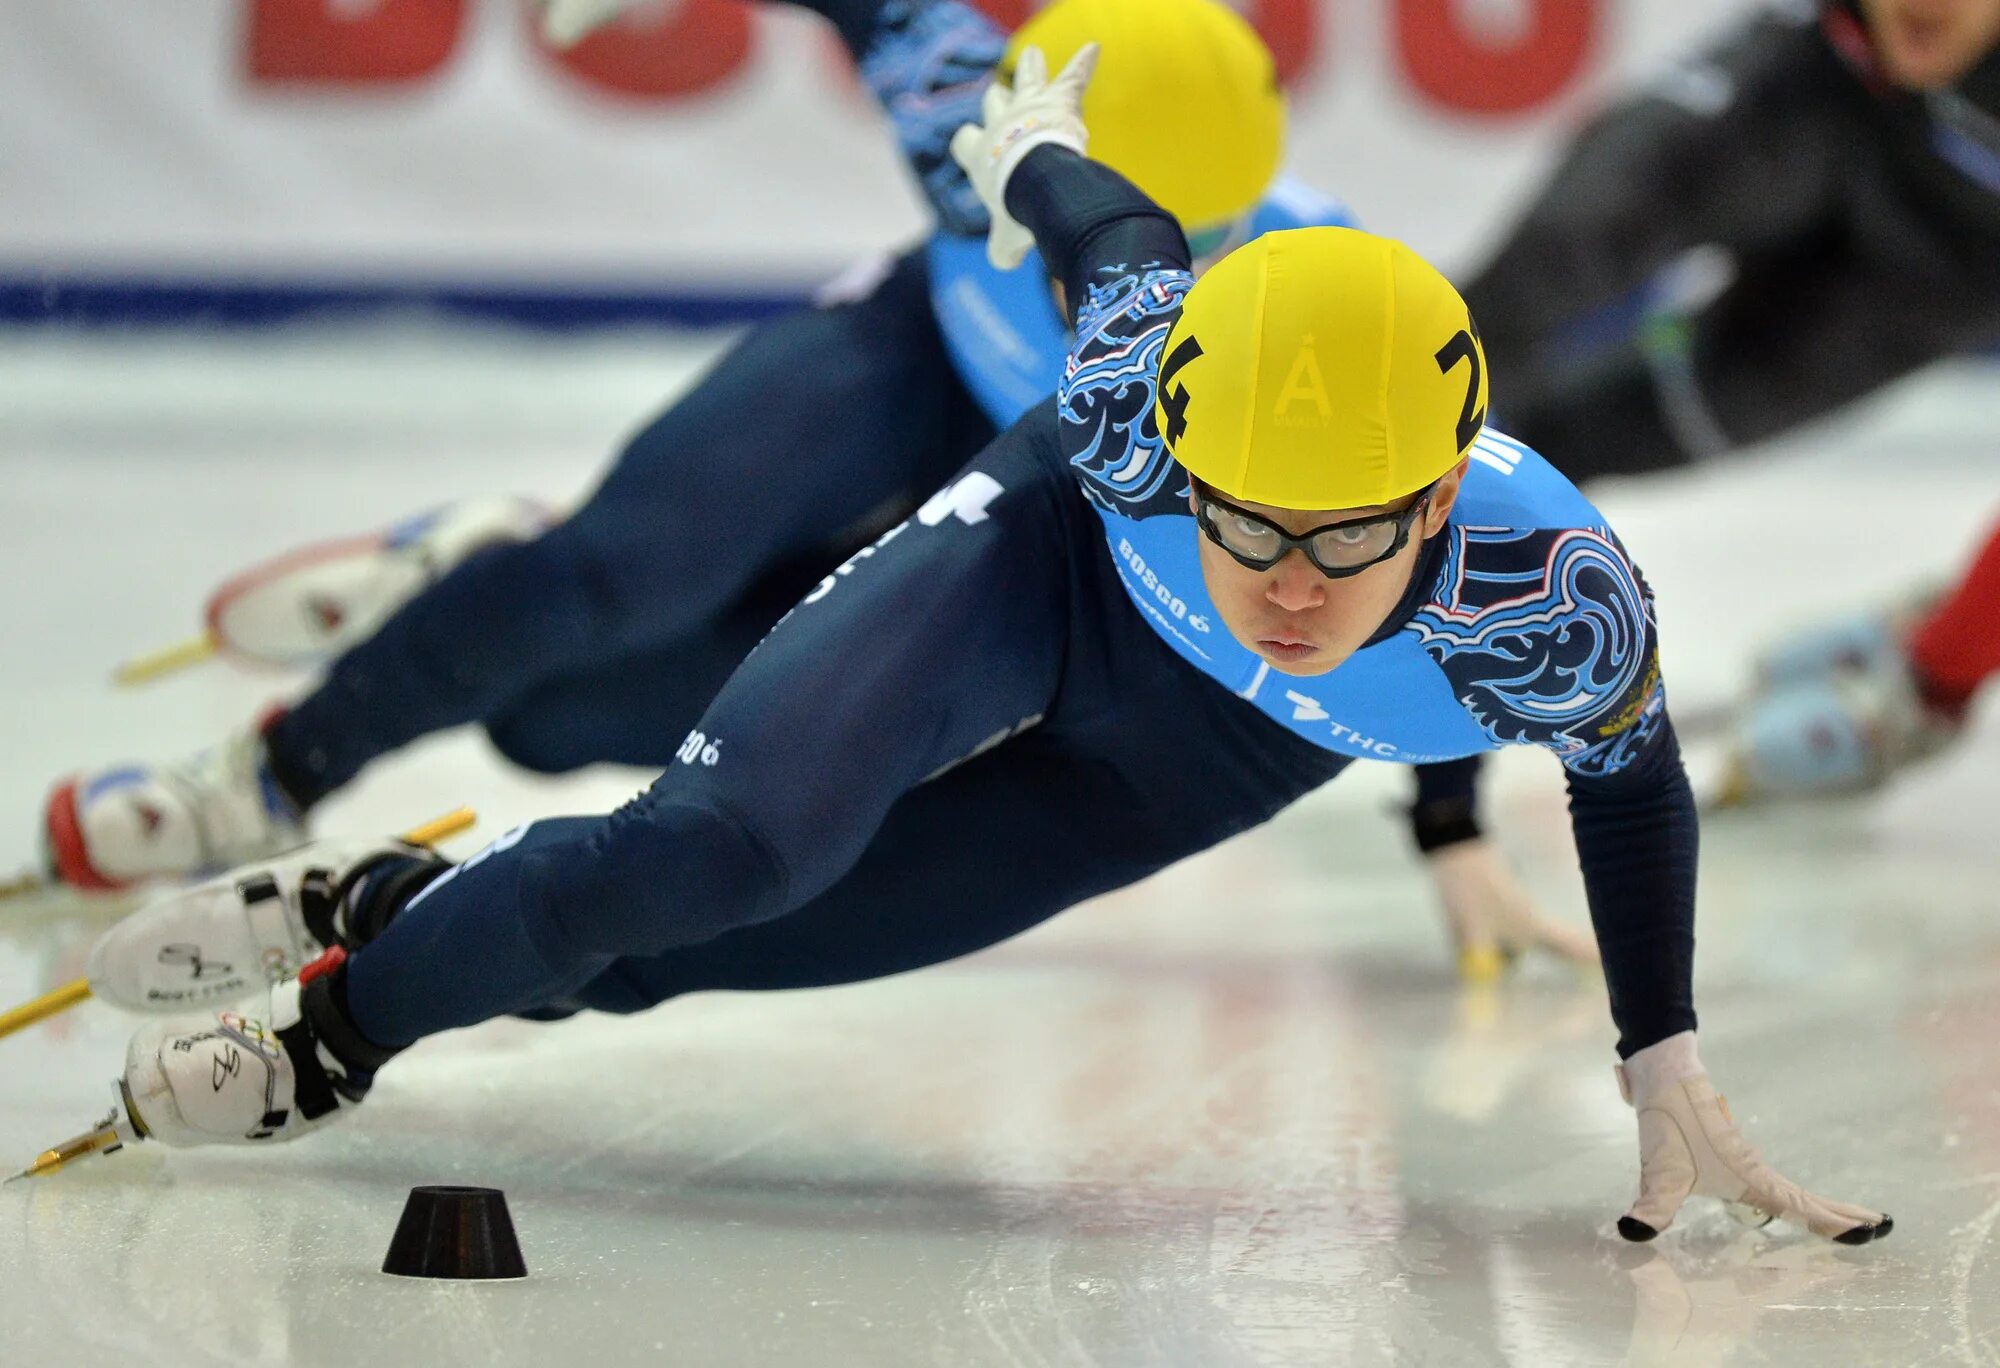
top-left (81, 835), bottom-right (444, 1011)
top-left (120, 958), bottom-right (393, 1149)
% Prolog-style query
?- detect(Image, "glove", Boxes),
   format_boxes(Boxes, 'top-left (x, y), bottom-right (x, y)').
top-left (1425, 837), bottom-right (1599, 983)
top-left (531, 0), bottom-right (672, 48)
top-left (1616, 1032), bottom-right (1892, 1245)
top-left (947, 43), bottom-right (1097, 268)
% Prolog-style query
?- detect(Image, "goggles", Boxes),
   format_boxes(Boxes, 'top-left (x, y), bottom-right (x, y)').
top-left (1192, 478), bottom-right (1438, 579)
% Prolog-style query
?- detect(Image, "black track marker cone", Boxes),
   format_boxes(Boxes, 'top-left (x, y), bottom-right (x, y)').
top-left (382, 1186), bottom-right (528, 1280)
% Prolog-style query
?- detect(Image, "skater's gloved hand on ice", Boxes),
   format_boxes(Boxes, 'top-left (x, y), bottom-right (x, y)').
top-left (949, 42), bottom-right (1098, 268)
top-left (1426, 838), bottom-right (1598, 983)
top-left (85, 838), bottom-right (446, 1015)
top-left (1617, 1032), bottom-right (1891, 1245)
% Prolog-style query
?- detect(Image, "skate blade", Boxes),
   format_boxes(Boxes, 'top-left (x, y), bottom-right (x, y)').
top-left (6, 1114), bottom-right (130, 1185)
top-left (0, 867), bottom-right (50, 903)
top-left (111, 632), bottom-right (219, 688)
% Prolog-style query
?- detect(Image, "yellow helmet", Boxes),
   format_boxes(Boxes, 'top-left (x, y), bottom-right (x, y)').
top-left (1002, 0), bottom-right (1285, 233)
top-left (1156, 227), bottom-right (1488, 511)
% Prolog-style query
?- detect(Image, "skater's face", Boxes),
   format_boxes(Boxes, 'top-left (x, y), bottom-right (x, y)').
top-left (1862, 0), bottom-right (2000, 89)
top-left (1190, 459), bottom-right (1468, 678)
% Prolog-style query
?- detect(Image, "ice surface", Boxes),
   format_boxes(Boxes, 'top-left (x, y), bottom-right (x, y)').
top-left (1, 327), bottom-right (1997, 1366)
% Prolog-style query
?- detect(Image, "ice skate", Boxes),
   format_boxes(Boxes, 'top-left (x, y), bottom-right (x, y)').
top-left (83, 835), bottom-right (444, 1012)
top-left (112, 495), bottom-right (551, 685)
top-left (1748, 603), bottom-right (1916, 693)
top-left (1711, 651), bottom-right (1961, 807)
top-left (120, 964), bottom-right (385, 1148)
top-left (201, 494), bottom-right (551, 670)
top-left (42, 724), bottom-right (306, 892)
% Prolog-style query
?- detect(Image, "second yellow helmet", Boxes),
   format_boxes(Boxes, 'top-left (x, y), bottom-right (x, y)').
top-left (1002, 0), bottom-right (1286, 233)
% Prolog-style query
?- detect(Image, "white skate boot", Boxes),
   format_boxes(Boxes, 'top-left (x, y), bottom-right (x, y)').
top-left (203, 495), bottom-right (550, 670)
top-left (43, 724), bottom-right (306, 892)
top-left (83, 836), bottom-right (442, 1011)
top-left (1748, 588), bottom-right (1939, 693)
top-left (121, 965), bottom-right (385, 1148)
top-left (1714, 652), bottom-right (1960, 805)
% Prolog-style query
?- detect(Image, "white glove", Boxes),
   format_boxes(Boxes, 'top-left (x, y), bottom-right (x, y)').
top-left (1426, 837), bottom-right (1599, 983)
top-left (532, 0), bottom-right (675, 48)
top-left (1616, 1032), bottom-right (1891, 1244)
top-left (947, 43), bottom-right (1098, 269)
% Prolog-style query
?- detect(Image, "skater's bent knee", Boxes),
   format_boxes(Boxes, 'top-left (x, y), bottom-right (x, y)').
top-left (555, 796), bottom-right (792, 958)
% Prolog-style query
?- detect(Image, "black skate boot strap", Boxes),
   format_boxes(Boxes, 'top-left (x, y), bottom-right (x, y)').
top-left (334, 856), bottom-right (448, 952)
top-left (309, 851), bottom-right (449, 949)
top-left (301, 964), bottom-right (404, 1077)
top-left (273, 1017), bottom-right (344, 1123)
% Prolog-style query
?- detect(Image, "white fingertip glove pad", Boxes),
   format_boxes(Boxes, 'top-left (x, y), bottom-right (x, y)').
top-left (1614, 1033), bottom-right (1890, 1245)
top-left (947, 43), bottom-right (1098, 269)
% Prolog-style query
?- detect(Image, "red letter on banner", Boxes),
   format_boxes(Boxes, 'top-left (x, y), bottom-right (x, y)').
top-left (1395, 0), bottom-right (1598, 115)
top-left (542, 0), bottom-right (755, 100)
top-left (247, 0), bottom-right (465, 85)
top-left (968, 1), bottom-right (1319, 85)
top-left (1245, 0), bottom-right (1319, 87)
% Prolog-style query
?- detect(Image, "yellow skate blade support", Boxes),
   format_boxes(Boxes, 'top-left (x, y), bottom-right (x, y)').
top-left (0, 809), bottom-right (475, 1043)
top-left (402, 807), bottom-right (477, 849)
top-left (5, 1121), bottom-right (127, 1185)
top-left (0, 867), bottom-right (50, 903)
top-left (111, 631), bottom-right (220, 688)
top-left (0, 978), bottom-right (93, 1041)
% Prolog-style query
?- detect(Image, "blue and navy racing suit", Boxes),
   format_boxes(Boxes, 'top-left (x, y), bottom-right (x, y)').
top-left (261, 0), bottom-right (1373, 810)
top-left (329, 151), bottom-right (1700, 1069)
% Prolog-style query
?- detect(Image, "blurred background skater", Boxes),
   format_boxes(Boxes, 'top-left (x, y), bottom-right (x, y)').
top-left (1454, 0), bottom-right (2000, 801)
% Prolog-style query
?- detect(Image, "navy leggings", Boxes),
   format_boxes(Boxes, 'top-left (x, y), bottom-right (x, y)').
top-left (266, 251), bottom-right (996, 799)
top-left (342, 410), bottom-right (1351, 1045)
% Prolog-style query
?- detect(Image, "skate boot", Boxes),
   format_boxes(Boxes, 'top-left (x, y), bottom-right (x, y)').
top-left (84, 836), bottom-right (446, 1012)
top-left (1714, 653), bottom-right (1961, 806)
top-left (43, 723), bottom-right (307, 892)
top-left (120, 954), bottom-right (397, 1148)
top-left (204, 495), bottom-right (550, 670)
top-left (1749, 589), bottom-right (1939, 693)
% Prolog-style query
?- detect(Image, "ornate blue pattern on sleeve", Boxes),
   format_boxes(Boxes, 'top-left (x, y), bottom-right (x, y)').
top-left (1410, 525), bottom-right (1666, 776)
top-left (1059, 267), bottom-right (1196, 519)
top-left (859, 0), bottom-right (1005, 238)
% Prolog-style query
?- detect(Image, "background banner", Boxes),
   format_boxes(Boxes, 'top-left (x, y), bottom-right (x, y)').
top-left (0, 0), bottom-right (1754, 321)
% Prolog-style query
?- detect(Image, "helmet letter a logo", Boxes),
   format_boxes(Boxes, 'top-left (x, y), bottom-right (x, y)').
top-left (1275, 335), bottom-right (1332, 423)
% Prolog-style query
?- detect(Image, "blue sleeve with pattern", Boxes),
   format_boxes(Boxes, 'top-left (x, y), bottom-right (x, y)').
top-left (1004, 145), bottom-right (1197, 515)
top-left (1411, 525), bottom-right (1666, 777)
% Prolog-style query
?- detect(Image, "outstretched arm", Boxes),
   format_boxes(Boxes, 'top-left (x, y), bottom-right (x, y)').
top-left (1421, 526), bottom-right (1885, 1243)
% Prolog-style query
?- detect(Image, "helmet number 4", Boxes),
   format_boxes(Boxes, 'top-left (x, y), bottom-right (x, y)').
top-left (1159, 334), bottom-right (1205, 445)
